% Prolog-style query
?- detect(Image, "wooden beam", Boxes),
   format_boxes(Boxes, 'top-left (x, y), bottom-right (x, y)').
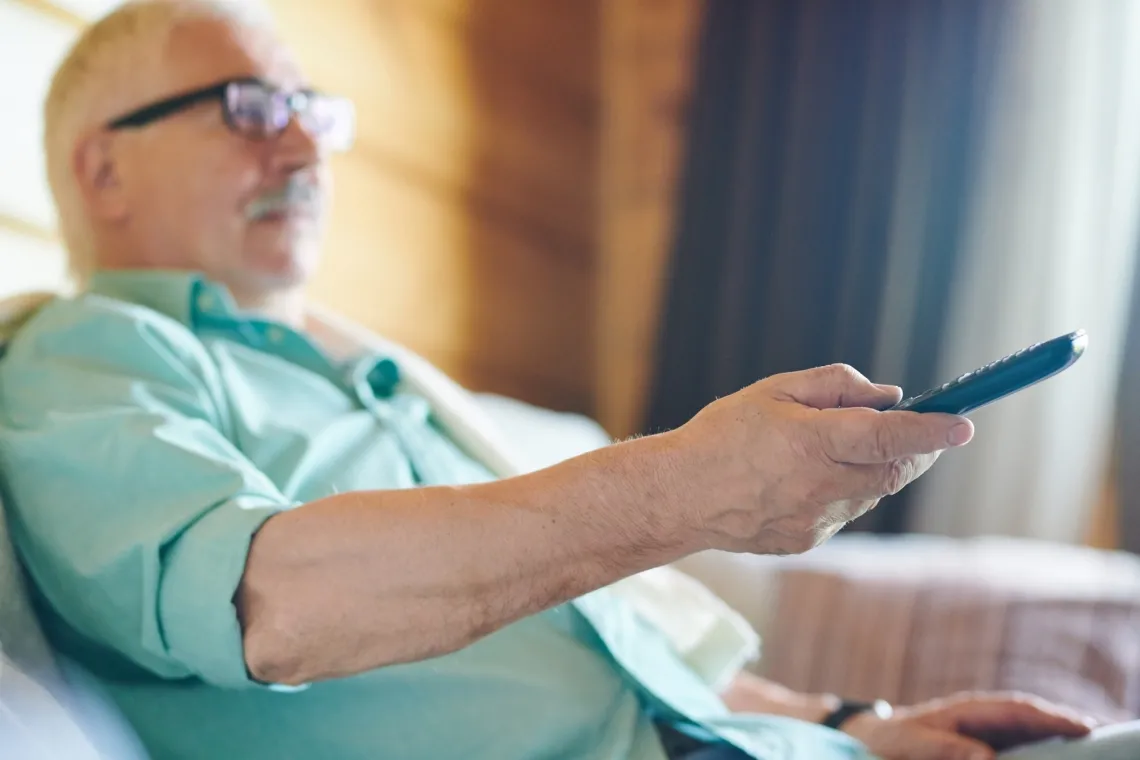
top-left (0, 211), bottom-right (58, 244)
top-left (8, 0), bottom-right (88, 28)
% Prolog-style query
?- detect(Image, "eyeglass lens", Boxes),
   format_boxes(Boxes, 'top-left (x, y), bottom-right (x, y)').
top-left (223, 81), bottom-right (355, 151)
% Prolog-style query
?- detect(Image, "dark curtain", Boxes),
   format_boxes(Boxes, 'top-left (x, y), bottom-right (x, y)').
top-left (644, 0), bottom-right (1006, 532)
top-left (1116, 250), bottom-right (1140, 552)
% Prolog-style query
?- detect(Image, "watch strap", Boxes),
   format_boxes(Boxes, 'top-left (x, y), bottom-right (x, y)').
top-left (821, 698), bottom-right (893, 730)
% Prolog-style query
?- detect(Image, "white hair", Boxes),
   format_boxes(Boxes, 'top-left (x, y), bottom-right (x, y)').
top-left (43, 0), bottom-right (276, 287)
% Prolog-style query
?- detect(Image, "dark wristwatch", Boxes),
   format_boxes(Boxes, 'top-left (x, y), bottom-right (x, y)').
top-left (821, 698), bottom-right (894, 730)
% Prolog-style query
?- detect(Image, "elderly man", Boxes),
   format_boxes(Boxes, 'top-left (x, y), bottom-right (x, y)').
top-left (0, 1), bottom-right (1136, 759)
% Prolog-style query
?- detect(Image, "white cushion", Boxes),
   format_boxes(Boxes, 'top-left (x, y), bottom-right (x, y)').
top-left (0, 339), bottom-right (145, 757)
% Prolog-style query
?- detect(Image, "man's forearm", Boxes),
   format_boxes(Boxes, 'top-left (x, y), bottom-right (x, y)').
top-left (720, 674), bottom-right (839, 724)
top-left (720, 671), bottom-right (840, 724)
top-left (237, 432), bottom-right (698, 685)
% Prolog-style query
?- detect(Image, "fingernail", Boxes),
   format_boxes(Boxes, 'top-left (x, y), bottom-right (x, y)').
top-left (947, 422), bottom-right (973, 446)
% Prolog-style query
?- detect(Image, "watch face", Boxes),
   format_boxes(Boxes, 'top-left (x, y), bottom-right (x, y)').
top-left (870, 699), bottom-right (895, 720)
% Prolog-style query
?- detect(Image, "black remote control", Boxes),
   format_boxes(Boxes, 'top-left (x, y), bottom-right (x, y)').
top-left (888, 329), bottom-right (1087, 416)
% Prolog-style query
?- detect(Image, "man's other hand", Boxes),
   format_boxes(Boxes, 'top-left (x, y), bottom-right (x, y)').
top-left (840, 691), bottom-right (1097, 759)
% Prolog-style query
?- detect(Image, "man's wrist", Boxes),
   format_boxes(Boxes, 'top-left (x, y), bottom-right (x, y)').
top-left (811, 693), bottom-right (844, 724)
top-left (781, 691), bottom-right (843, 724)
top-left (623, 430), bottom-right (707, 554)
top-left (821, 698), bottom-right (894, 730)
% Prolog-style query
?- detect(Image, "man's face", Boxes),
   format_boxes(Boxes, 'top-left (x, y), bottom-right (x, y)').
top-left (104, 18), bottom-right (332, 296)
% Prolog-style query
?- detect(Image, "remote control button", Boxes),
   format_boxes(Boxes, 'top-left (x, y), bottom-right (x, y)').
top-left (895, 392), bottom-right (926, 410)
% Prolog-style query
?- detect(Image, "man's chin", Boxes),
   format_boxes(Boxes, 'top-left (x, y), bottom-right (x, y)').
top-left (247, 251), bottom-right (320, 290)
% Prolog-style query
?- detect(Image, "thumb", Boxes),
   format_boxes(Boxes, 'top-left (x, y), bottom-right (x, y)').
top-left (904, 726), bottom-right (995, 760)
top-left (823, 408), bottom-right (973, 465)
top-left (770, 364), bottom-right (901, 410)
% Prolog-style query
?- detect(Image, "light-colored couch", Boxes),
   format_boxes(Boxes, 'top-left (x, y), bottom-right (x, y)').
top-left (0, 488), bottom-right (150, 757)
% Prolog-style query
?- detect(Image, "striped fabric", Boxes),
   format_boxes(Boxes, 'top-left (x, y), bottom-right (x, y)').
top-left (757, 538), bottom-right (1140, 723)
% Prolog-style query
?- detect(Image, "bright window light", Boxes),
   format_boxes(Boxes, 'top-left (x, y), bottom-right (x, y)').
top-left (0, 2), bottom-right (81, 233)
top-left (0, 228), bottom-right (69, 299)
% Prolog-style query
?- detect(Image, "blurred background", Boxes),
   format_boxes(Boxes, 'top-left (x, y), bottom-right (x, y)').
top-left (3, 0), bottom-right (1140, 552)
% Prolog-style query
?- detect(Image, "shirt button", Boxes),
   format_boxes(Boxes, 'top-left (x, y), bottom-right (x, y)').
top-left (367, 358), bottom-right (401, 396)
top-left (265, 326), bottom-right (286, 344)
top-left (196, 293), bottom-right (216, 312)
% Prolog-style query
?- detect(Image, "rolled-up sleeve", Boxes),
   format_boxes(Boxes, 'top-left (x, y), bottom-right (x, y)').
top-left (157, 493), bottom-right (288, 688)
top-left (0, 302), bottom-right (293, 689)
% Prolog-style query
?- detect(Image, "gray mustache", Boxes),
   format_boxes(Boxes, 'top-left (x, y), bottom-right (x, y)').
top-left (245, 181), bottom-right (321, 220)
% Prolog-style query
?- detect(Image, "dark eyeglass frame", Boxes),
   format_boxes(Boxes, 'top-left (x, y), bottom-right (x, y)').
top-left (105, 76), bottom-right (352, 149)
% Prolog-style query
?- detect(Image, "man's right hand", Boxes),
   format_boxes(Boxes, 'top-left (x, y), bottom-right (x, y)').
top-left (665, 363), bottom-right (974, 555)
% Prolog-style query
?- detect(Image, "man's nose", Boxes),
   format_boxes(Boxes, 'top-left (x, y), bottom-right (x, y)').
top-left (271, 115), bottom-right (323, 173)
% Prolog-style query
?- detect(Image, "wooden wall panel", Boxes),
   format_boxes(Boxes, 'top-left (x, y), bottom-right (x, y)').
top-left (9, 0), bottom-right (635, 419)
top-left (314, 151), bottom-right (593, 411)
top-left (598, 0), bottom-right (704, 437)
top-left (270, 0), bottom-right (599, 413)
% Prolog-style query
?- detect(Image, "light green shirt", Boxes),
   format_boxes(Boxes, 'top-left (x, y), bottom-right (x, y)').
top-left (0, 270), bottom-right (870, 759)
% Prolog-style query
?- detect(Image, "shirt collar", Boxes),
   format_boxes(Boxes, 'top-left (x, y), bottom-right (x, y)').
top-left (86, 269), bottom-right (239, 328)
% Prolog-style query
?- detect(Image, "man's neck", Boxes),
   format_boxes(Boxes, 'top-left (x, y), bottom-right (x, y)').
top-left (232, 286), bottom-right (307, 329)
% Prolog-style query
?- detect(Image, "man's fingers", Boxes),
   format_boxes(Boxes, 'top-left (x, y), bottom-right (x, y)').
top-left (771, 364), bottom-right (902, 410)
top-left (821, 408), bottom-right (973, 465)
top-left (902, 726), bottom-right (995, 760)
top-left (843, 453), bottom-right (941, 501)
top-left (947, 698), bottom-right (1095, 747)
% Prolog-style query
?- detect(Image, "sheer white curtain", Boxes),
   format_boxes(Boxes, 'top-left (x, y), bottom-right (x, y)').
top-left (901, 0), bottom-right (1140, 541)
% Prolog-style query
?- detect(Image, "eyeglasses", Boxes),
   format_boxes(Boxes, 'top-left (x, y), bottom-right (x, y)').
top-left (105, 77), bottom-right (355, 152)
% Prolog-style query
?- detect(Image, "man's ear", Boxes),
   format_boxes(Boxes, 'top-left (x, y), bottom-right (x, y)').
top-left (73, 132), bottom-right (128, 221)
